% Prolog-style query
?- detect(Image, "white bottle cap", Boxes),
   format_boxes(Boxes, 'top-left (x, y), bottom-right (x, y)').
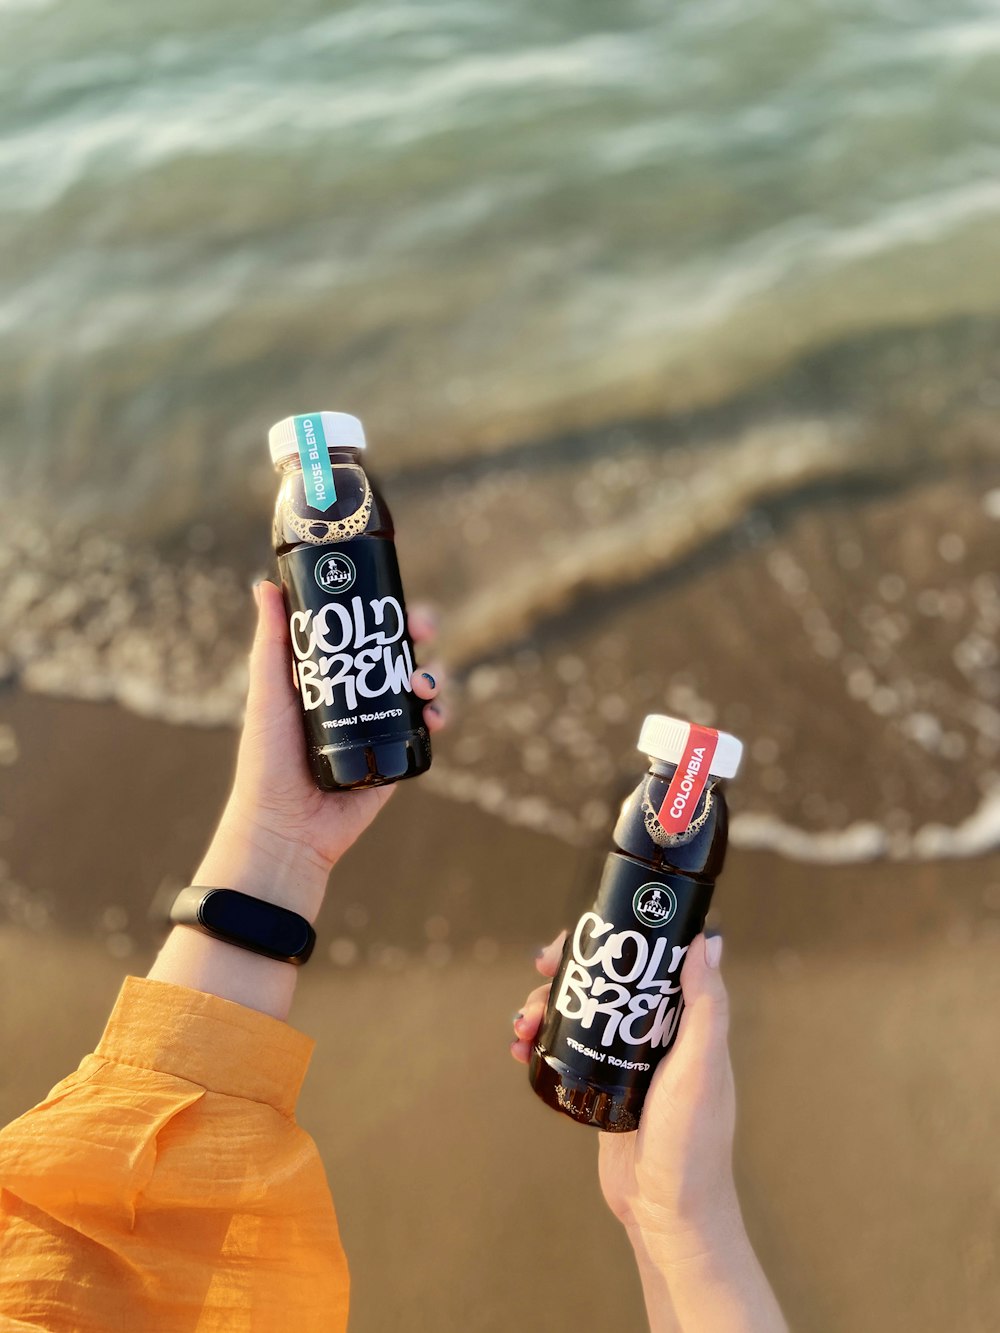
top-left (637, 714), bottom-right (743, 779)
top-left (268, 411), bottom-right (367, 467)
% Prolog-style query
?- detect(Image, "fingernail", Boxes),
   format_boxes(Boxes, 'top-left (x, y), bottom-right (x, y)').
top-left (252, 581), bottom-right (262, 608)
top-left (426, 702), bottom-right (442, 718)
top-left (421, 672), bottom-right (436, 689)
top-left (705, 934), bottom-right (723, 968)
top-left (536, 932), bottom-right (565, 960)
top-left (512, 1011), bottom-right (524, 1025)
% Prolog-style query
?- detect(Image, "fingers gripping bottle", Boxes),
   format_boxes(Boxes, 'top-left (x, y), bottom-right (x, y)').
top-left (269, 411), bottom-right (432, 791)
top-left (529, 715), bottom-right (742, 1132)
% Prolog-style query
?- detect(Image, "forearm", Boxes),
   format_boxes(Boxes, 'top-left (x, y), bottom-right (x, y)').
top-left (148, 805), bottom-right (332, 1020)
top-left (627, 1225), bottom-right (683, 1333)
top-left (629, 1208), bottom-right (787, 1333)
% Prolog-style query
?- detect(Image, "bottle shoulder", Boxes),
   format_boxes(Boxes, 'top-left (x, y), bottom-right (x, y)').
top-left (273, 461), bottom-right (394, 554)
top-left (611, 773), bottom-right (728, 880)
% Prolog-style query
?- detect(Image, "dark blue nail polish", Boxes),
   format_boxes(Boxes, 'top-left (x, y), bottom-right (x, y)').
top-left (421, 672), bottom-right (436, 689)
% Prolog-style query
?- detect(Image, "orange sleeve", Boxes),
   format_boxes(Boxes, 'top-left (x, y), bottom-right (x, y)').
top-left (0, 976), bottom-right (349, 1333)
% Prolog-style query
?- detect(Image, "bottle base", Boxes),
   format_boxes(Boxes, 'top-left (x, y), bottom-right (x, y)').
top-left (528, 1046), bottom-right (643, 1133)
top-left (309, 728), bottom-right (432, 791)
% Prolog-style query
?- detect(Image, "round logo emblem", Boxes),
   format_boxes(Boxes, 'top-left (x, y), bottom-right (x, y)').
top-left (632, 882), bottom-right (678, 928)
top-left (314, 551), bottom-right (357, 595)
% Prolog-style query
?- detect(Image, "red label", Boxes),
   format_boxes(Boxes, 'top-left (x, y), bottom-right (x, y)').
top-left (656, 725), bottom-right (719, 835)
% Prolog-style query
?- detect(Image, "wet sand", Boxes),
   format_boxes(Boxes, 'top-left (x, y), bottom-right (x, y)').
top-left (1, 690), bottom-right (999, 1331)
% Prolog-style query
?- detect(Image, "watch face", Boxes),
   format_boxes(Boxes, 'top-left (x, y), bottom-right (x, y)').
top-left (200, 890), bottom-right (313, 959)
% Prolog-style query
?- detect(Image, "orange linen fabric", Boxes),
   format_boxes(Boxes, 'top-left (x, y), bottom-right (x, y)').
top-left (0, 977), bottom-right (349, 1332)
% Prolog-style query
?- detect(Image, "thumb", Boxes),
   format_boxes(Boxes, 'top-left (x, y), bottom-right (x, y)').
top-left (674, 932), bottom-right (730, 1059)
top-left (246, 579), bottom-right (298, 723)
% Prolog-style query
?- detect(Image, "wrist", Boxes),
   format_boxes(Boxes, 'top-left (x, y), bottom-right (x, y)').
top-left (626, 1193), bottom-right (789, 1333)
top-left (625, 1188), bottom-right (747, 1271)
top-left (194, 807), bottom-right (333, 925)
top-left (150, 925), bottom-right (302, 1021)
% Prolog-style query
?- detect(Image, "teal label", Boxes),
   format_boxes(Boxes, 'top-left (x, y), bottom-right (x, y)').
top-left (293, 414), bottom-right (338, 512)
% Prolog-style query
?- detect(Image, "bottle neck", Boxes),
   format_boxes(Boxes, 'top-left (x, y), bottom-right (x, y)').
top-left (648, 757), bottom-right (728, 788)
top-left (276, 447), bottom-right (364, 475)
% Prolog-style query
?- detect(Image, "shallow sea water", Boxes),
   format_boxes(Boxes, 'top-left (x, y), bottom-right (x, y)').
top-left (1, 0), bottom-right (999, 862)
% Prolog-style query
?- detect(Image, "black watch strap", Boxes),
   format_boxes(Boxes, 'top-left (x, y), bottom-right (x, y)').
top-left (169, 886), bottom-right (316, 966)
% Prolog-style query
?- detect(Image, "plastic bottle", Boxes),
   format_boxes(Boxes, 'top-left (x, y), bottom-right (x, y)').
top-left (269, 410), bottom-right (431, 791)
top-left (529, 714), bottom-right (742, 1131)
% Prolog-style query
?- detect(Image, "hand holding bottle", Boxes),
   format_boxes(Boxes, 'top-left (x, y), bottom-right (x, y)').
top-left (195, 581), bottom-right (444, 926)
top-left (513, 931), bottom-right (737, 1231)
top-left (512, 933), bottom-right (787, 1333)
top-left (150, 583), bottom-right (444, 1021)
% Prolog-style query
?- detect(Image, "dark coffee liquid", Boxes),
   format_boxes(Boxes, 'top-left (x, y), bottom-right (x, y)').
top-left (274, 448), bottom-right (431, 791)
top-left (529, 760), bottom-right (728, 1131)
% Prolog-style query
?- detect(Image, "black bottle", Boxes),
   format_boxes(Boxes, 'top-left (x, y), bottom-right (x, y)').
top-left (529, 714), bottom-right (742, 1132)
top-left (269, 411), bottom-right (431, 791)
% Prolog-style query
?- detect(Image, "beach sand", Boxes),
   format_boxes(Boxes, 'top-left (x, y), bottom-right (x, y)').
top-left (1, 690), bottom-right (999, 1332)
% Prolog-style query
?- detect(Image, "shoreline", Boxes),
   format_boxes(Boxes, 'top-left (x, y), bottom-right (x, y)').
top-left (1, 690), bottom-right (998, 965)
top-left (3, 459), bottom-right (999, 857)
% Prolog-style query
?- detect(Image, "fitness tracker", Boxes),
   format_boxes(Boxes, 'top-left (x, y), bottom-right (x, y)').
top-left (169, 886), bottom-right (316, 965)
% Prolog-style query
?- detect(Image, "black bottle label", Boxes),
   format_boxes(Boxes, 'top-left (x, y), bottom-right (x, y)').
top-left (277, 538), bottom-right (424, 753)
top-left (537, 853), bottom-right (714, 1091)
